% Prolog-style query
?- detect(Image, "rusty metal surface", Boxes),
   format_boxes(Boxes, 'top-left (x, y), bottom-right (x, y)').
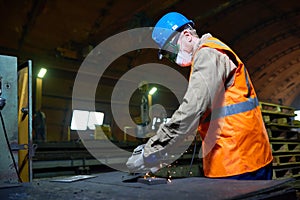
top-left (0, 171), bottom-right (297, 200)
top-left (0, 55), bottom-right (19, 184)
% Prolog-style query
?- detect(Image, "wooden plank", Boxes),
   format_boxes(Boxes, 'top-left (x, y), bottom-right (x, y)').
top-left (273, 166), bottom-right (300, 180)
top-left (273, 154), bottom-right (300, 166)
top-left (259, 102), bottom-right (295, 115)
top-left (267, 128), bottom-right (299, 141)
top-left (271, 142), bottom-right (300, 153)
top-left (265, 123), bottom-right (300, 129)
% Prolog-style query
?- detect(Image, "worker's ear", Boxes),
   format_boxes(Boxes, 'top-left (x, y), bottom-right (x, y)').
top-left (182, 30), bottom-right (192, 42)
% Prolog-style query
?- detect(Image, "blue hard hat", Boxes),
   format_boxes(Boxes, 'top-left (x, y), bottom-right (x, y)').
top-left (152, 12), bottom-right (194, 49)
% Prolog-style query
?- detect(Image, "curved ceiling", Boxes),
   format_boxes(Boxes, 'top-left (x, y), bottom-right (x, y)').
top-left (0, 0), bottom-right (299, 108)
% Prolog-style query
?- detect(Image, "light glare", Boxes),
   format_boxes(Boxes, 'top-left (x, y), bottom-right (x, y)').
top-left (148, 87), bottom-right (157, 95)
top-left (38, 68), bottom-right (47, 78)
top-left (87, 111), bottom-right (104, 130)
top-left (71, 110), bottom-right (89, 130)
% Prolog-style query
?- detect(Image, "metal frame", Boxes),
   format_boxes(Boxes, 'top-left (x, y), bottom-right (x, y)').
top-left (28, 60), bottom-right (33, 182)
top-left (18, 60), bottom-right (33, 182)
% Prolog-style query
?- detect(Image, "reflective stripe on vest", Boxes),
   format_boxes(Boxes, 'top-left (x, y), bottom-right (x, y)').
top-left (205, 97), bottom-right (259, 122)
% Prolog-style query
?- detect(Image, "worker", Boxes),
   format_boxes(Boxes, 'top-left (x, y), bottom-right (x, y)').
top-left (126, 12), bottom-right (273, 180)
top-left (136, 81), bottom-right (150, 139)
top-left (33, 110), bottom-right (46, 142)
top-left (138, 81), bottom-right (150, 127)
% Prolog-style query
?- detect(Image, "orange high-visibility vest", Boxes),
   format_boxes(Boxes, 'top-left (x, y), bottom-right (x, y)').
top-left (197, 37), bottom-right (273, 178)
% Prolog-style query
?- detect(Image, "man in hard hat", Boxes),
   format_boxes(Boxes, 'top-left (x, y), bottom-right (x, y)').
top-left (127, 12), bottom-right (273, 180)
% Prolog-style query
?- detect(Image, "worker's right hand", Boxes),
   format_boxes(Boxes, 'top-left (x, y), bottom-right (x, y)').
top-left (126, 144), bottom-right (159, 173)
top-left (126, 144), bottom-right (145, 172)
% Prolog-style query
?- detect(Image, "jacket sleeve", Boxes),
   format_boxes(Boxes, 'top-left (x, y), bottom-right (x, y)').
top-left (143, 47), bottom-right (236, 165)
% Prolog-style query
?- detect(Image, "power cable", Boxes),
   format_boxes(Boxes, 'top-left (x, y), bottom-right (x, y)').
top-left (187, 140), bottom-right (197, 177)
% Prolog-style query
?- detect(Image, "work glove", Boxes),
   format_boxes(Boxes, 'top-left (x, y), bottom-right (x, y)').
top-left (126, 144), bottom-right (159, 173)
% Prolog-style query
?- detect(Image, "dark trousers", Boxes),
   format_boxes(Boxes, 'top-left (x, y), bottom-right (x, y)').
top-left (220, 163), bottom-right (273, 180)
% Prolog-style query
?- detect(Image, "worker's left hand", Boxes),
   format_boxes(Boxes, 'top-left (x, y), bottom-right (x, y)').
top-left (126, 144), bottom-right (159, 173)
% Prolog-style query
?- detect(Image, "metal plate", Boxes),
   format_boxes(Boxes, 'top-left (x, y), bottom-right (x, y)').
top-left (50, 175), bottom-right (97, 183)
top-left (137, 177), bottom-right (167, 185)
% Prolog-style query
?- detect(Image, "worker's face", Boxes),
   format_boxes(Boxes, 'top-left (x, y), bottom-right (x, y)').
top-left (161, 30), bottom-right (193, 67)
top-left (175, 30), bottom-right (193, 67)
